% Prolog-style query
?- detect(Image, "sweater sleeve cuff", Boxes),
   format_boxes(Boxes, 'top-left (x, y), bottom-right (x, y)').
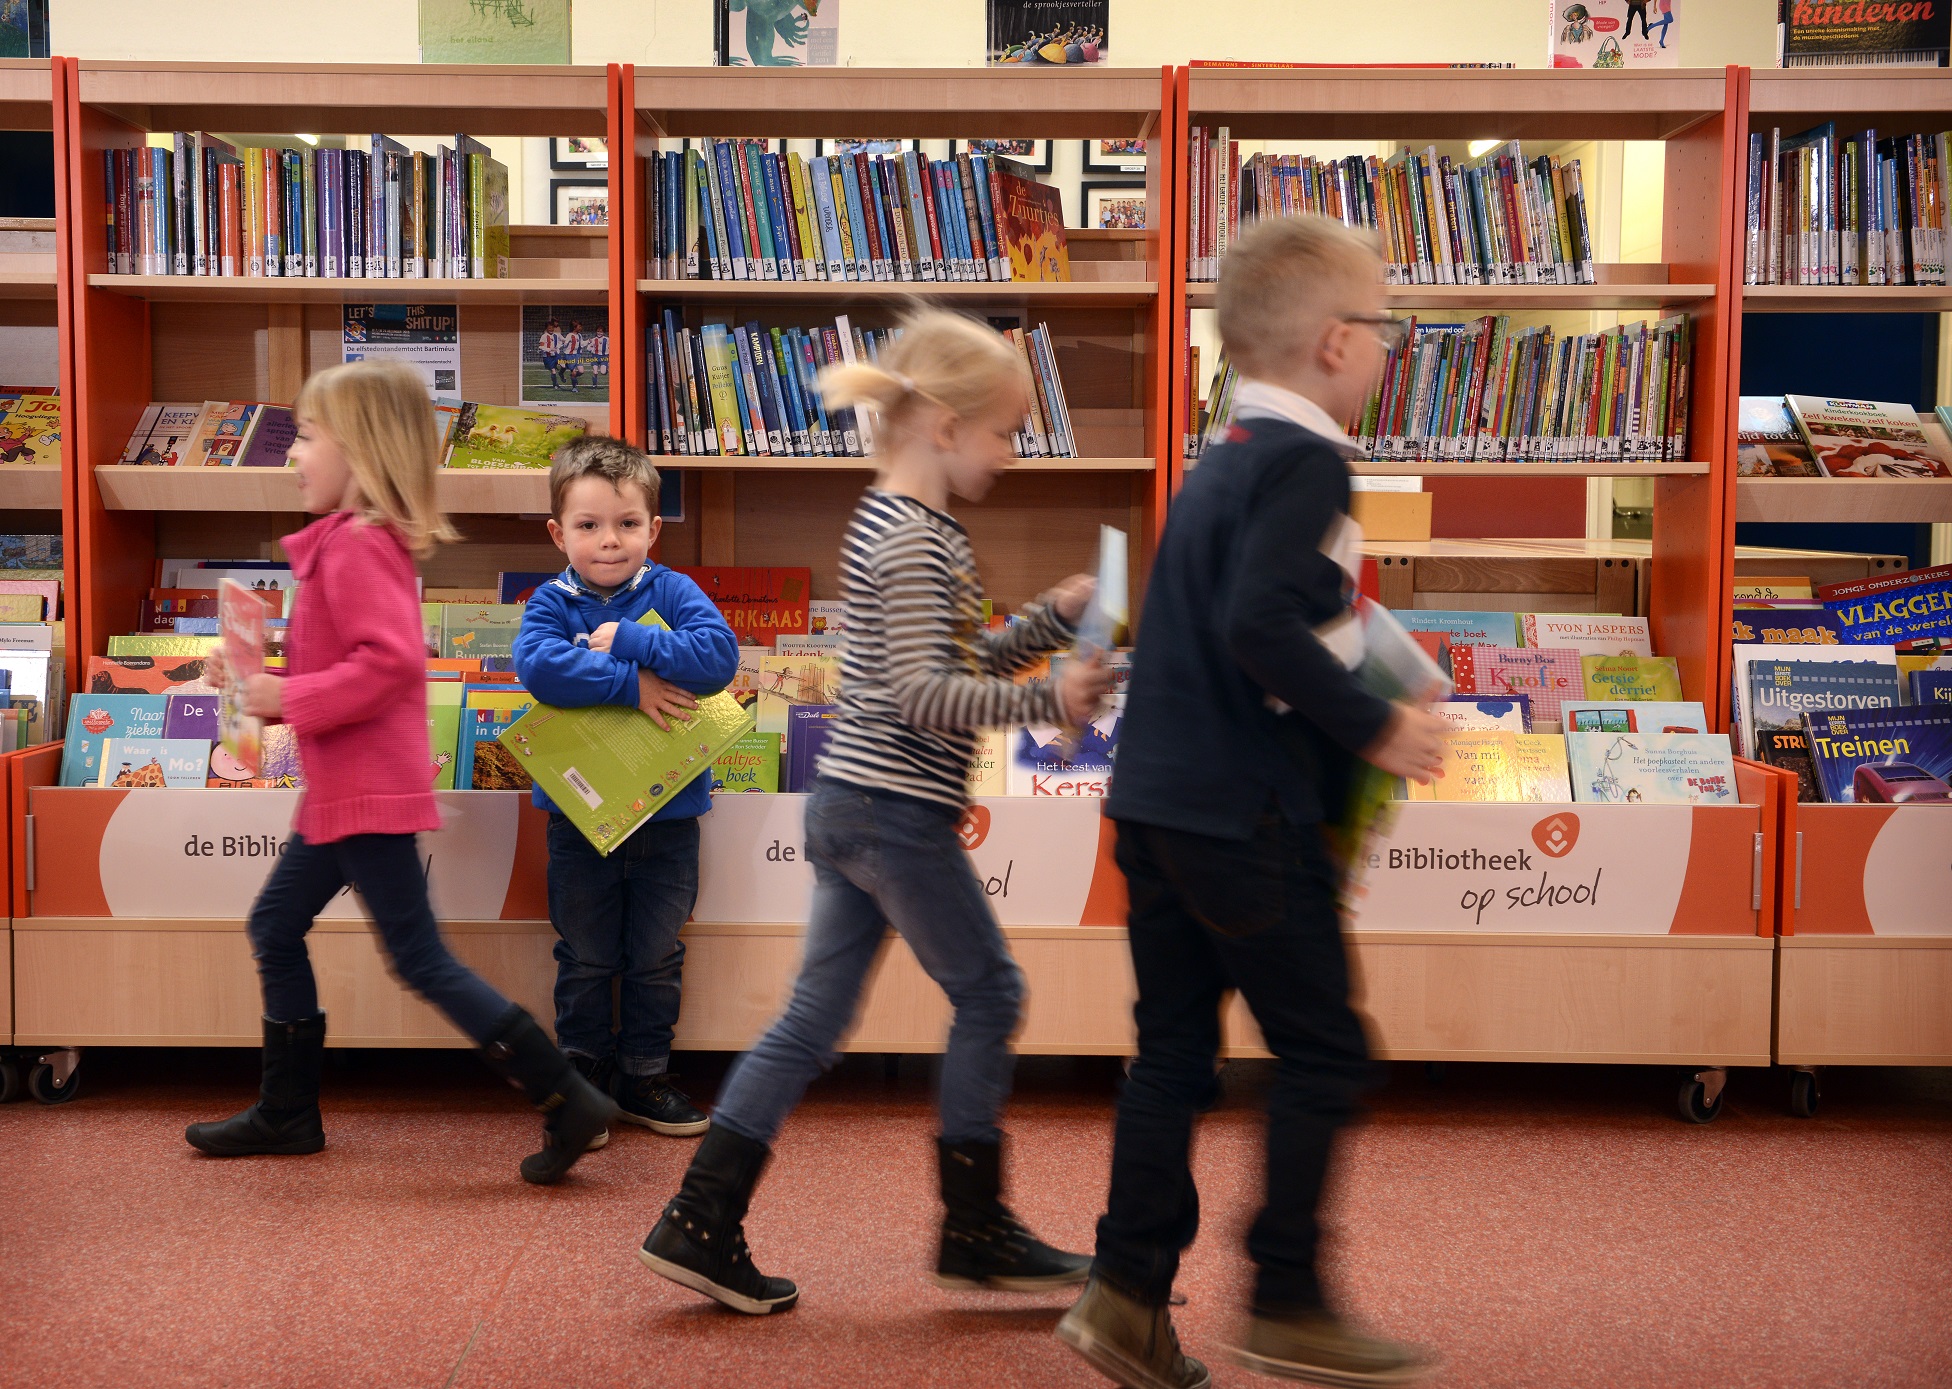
top-left (277, 674), bottom-right (330, 738)
top-left (610, 619), bottom-right (655, 667)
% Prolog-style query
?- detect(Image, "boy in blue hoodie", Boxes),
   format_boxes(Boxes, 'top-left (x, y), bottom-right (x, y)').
top-left (514, 438), bottom-right (739, 1137)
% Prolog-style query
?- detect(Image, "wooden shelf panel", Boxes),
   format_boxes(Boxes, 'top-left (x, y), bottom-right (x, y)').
top-left (1743, 285), bottom-right (1952, 313)
top-left (0, 272), bottom-right (56, 300)
top-left (637, 279), bottom-right (1157, 307)
top-left (1349, 460), bottom-right (1710, 478)
top-left (655, 457), bottom-right (1156, 474)
top-left (96, 466), bottom-right (555, 514)
top-left (86, 275), bottom-right (607, 306)
top-left (0, 57), bottom-right (51, 131)
top-left (76, 61), bottom-right (608, 137)
top-left (1747, 69), bottom-right (1952, 127)
top-left (1182, 67), bottom-right (1728, 142)
top-left (0, 465), bottom-right (63, 509)
top-left (1737, 477), bottom-right (1952, 525)
top-left (631, 66), bottom-right (1163, 141)
top-left (1185, 281), bottom-right (1716, 311)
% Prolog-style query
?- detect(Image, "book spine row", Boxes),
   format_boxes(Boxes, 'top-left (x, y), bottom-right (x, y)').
top-left (1745, 127), bottom-right (1948, 287)
top-left (1188, 130), bottom-right (1595, 287)
top-left (645, 141), bottom-right (1018, 284)
top-left (101, 134), bottom-right (511, 279)
top-left (645, 311), bottom-right (1076, 460)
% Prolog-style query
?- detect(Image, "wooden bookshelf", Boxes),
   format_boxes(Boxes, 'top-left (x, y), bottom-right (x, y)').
top-left (1743, 286), bottom-right (1952, 313)
top-left (634, 277), bottom-right (1158, 308)
top-left (1354, 461), bottom-right (1711, 478)
top-left (86, 275), bottom-right (608, 306)
top-left (1736, 478), bottom-right (1952, 525)
top-left (0, 465), bottom-right (65, 510)
top-left (1185, 274), bottom-right (1718, 313)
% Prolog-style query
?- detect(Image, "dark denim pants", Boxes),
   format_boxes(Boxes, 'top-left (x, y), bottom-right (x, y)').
top-left (546, 812), bottom-right (700, 1077)
top-left (248, 832), bottom-right (512, 1044)
top-left (711, 778), bottom-right (1026, 1146)
top-left (1093, 811), bottom-right (1372, 1314)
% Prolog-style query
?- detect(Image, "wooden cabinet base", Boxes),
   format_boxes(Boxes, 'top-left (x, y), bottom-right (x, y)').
top-left (1776, 935), bottom-right (1952, 1067)
top-left (11, 919), bottom-right (1773, 1065)
top-left (2, 927), bottom-right (12, 1043)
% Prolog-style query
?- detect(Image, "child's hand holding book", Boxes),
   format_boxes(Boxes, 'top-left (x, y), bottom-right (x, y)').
top-left (1362, 704), bottom-right (1448, 785)
top-left (638, 669), bottom-right (699, 732)
top-left (1057, 651), bottom-right (1114, 725)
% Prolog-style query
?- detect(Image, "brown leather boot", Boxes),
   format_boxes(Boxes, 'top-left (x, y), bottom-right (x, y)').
top-left (1231, 1309), bottom-right (1431, 1386)
top-left (1056, 1276), bottom-right (1210, 1389)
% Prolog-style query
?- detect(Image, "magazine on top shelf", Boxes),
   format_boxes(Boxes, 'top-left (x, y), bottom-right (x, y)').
top-left (1778, 3), bottom-right (1950, 66)
top-left (1735, 396), bottom-right (1822, 476)
top-left (1785, 396), bottom-right (1949, 478)
top-left (1549, 0), bottom-right (1679, 69)
top-left (1802, 705), bottom-right (1952, 803)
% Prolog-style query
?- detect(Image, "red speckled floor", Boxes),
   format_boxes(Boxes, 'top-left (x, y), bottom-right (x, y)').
top-left (2, 1051), bottom-right (1948, 1389)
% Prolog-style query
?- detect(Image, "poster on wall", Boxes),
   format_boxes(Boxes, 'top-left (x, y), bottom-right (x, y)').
top-left (1548, 1), bottom-right (1678, 69)
top-left (716, 0), bottom-right (840, 66)
top-left (519, 305), bottom-right (609, 407)
top-left (342, 304), bottom-right (462, 408)
top-left (419, 0), bottom-right (570, 64)
top-left (988, 0), bottom-right (1108, 65)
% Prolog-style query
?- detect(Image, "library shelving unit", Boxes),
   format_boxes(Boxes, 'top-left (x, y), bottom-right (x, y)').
top-left (1735, 67), bottom-right (1952, 1103)
top-left (1171, 67), bottom-right (1773, 1106)
top-left (5, 60), bottom-right (621, 1071)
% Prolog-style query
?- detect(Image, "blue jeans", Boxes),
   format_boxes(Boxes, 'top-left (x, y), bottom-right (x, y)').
top-left (712, 778), bottom-right (1026, 1146)
top-left (546, 812), bottom-right (700, 1077)
top-left (248, 833), bottom-right (512, 1045)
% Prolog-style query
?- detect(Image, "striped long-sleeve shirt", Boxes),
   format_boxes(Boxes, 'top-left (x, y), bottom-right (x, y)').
top-left (818, 489), bottom-right (1074, 809)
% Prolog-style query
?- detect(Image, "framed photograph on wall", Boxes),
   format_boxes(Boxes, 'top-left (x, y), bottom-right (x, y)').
top-left (1082, 138), bottom-right (1148, 176)
top-left (952, 138), bottom-right (1052, 173)
top-left (815, 138), bottom-right (921, 158)
top-left (550, 179), bottom-right (609, 227)
top-left (1081, 182), bottom-right (1147, 231)
top-left (550, 136), bottom-right (608, 171)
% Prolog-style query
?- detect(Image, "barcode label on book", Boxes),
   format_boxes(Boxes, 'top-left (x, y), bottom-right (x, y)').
top-left (559, 765), bottom-right (603, 811)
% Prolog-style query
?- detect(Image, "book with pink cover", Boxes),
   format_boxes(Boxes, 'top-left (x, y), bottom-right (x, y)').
top-left (217, 579), bottom-right (265, 774)
top-left (1450, 644), bottom-right (1584, 730)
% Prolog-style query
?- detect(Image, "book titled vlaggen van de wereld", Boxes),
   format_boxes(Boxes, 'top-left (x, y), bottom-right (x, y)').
top-left (1818, 563), bottom-right (1952, 647)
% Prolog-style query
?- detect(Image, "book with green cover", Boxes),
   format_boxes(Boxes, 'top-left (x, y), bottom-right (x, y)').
top-left (427, 681), bottom-right (464, 790)
top-left (1581, 653), bottom-right (1683, 703)
top-left (440, 603), bottom-right (523, 659)
top-left (497, 608), bottom-right (757, 854)
top-left (444, 403), bottom-right (586, 469)
top-left (107, 634), bottom-right (220, 657)
top-left (710, 730), bottom-right (780, 793)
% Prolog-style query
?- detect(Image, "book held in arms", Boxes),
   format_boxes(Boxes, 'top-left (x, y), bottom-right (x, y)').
top-left (1802, 706), bottom-right (1952, 803)
top-left (1566, 732), bottom-right (1739, 805)
top-left (1785, 395), bottom-right (1948, 477)
top-left (216, 581), bottom-right (265, 774)
top-left (1735, 396), bottom-right (1822, 476)
top-left (499, 610), bottom-right (756, 853)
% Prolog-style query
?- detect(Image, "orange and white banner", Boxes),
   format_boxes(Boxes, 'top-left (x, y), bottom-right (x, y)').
top-left (1793, 805), bottom-right (1952, 936)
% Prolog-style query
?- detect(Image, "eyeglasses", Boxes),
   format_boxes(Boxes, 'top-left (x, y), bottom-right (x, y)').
top-left (1340, 313), bottom-right (1411, 351)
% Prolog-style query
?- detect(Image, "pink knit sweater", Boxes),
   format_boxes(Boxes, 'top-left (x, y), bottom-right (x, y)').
top-left (278, 510), bottom-right (440, 844)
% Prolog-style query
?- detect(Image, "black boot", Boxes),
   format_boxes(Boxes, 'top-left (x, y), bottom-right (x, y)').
top-left (480, 1007), bottom-right (617, 1185)
top-left (935, 1136), bottom-right (1091, 1291)
top-left (185, 1015), bottom-right (327, 1156)
top-left (638, 1124), bottom-right (799, 1314)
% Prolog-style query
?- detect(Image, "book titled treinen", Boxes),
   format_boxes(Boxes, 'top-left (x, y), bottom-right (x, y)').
top-left (1802, 705), bottom-right (1952, 803)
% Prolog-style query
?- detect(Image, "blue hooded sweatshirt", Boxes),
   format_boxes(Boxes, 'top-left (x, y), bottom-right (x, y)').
top-left (512, 561), bottom-right (740, 821)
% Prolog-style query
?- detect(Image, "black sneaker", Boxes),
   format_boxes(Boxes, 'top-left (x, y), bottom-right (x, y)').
top-left (617, 1073), bottom-right (711, 1136)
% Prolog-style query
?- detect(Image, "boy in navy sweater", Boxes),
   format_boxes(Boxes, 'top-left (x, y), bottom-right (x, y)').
top-left (514, 438), bottom-right (739, 1137)
top-left (1057, 218), bottom-right (1447, 1388)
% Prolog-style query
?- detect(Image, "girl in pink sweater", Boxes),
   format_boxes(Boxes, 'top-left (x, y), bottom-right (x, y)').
top-left (185, 362), bottom-right (615, 1184)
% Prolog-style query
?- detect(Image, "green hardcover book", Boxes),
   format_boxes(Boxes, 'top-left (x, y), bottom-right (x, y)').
top-left (710, 730), bottom-right (780, 793)
top-left (444, 402), bottom-right (587, 470)
top-left (107, 634), bottom-right (221, 657)
top-left (427, 681), bottom-right (464, 790)
top-left (480, 153), bottom-right (510, 278)
top-left (497, 608), bottom-right (756, 854)
top-left (439, 603), bottom-right (523, 659)
top-left (1581, 653), bottom-right (1684, 703)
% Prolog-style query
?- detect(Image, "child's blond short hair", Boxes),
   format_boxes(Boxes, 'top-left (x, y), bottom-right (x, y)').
top-left (549, 435), bottom-right (660, 518)
top-left (1216, 216), bottom-right (1384, 378)
top-left (295, 361), bottom-right (459, 559)
top-left (818, 309), bottom-right (1026, 438)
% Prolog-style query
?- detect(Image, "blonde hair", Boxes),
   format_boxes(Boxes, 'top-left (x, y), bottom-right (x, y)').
top-left (294, 361), bottom-right (459, 559)
top-left (1217, 216), bottom-right (1384, 377)
top-left (549, 435), bottom-right (660, 518)
top-left (817, 310), bottom-right (1026, 441)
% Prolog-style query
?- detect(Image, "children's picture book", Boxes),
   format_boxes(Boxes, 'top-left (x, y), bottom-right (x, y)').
top-left (1392, 610), bottom-right (1519, 647)
top-left (417, 0), bottom-right (570, 63)
top-left (60, 694), bottom-right (167, 787)
top-left (440, 603), bottom-right (524, 659)
top-left (519, 305), bottom-right (610, 407)
top-left (1450, 644), bottom-right (1583, 729)
top-left (785, 704), bottom-right (841, 792)
top-left (1802, 706), bottom-right (1952, 803)
top-left (1581, 653), bottom-right (1683, 703)
top-left (1006, 712), bottom-right (1118, 797)
top-left (1730, 641), bottom-right (1899, 758)
top-left (444, 403), bottom-right (587, 469)
top-left (1730, 610), bottom-right (1844, 646)
top-left (993, 157), bottom-right (1073, 282)
top-left (162, 691), bottom-right (221, 743)
top-left (95, 738), bottom-right (212, 789)
top-left (1756, 727), bottom-right (1822, 803)
top-left (710, 731), bottom-right (781, 793)
top-left (1549, 0), bottom-right (1679, 68)
top-left (1914, 671), bottom-right (1952, 706)
top-left (1785, 395), bottom-right (1949, 478)
top-left (235, 405), bottom-right (297, 468)
top-left (987, 0), bottom-right (1107, 66)
top-left (120, 402), bottom-right (209, 465)
top-left (756, 652), bottom-right (841, 736)
top-left (1560, 699), bottom-right (1709, 734)
top-left (965, 727), bottom-right (1007, 797)
top-left (0, 579), bottom-right (56, 620)
top-left (1748, 659), bottom-right (1901, 735)
top-left (808, 599), bottom-right (848, 637)
top-left (1818, 563), bottom-right (1952, 648)
top-left (1430, 697), bottom-right (1530, 732)
top-left (85, 654), bottom-right (211, 695)
top-left (0, 393), bottom-right (60, 465)
top-left (679, 566), bottom-right (813, 648)
top-left (1566, 732), bottom-right (1738, 805)
top-left (457, 684), bottom-right (536, 790)
top-left (427, 681), bottom-right (465, 790)
top-left (217, 579), bottom-right (265, 774)
top-left (1734, 576), bottom-right (1815, 601)
top-left (715, 0), bottom-right (840, 66)
top-left (1510, 733), bottom-right (1573, 801)
top-left (1734, 396), bottom-right (1822, 477)
top-left (1519, 613), bottom-right (1652, 655)
top-left (1404, 732), bottom-right (1569, 802)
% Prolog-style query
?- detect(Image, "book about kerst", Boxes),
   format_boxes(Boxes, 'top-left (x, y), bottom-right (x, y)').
top-left (218, 579), bottom-right (265, 775)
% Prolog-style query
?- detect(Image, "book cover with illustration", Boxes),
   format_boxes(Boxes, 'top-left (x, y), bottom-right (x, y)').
top-left (1449, 644), bottom-right (1583, 729)
top-left (715, 0), bottom-right (840, 66)
top-left (993, 157), bottom-right (1073, 282)
top-left (756, 652), bottom-right (841, 736)
top-left (786, 704), bottom-right (841, 792)
top-left (1405, 731), bottom-right (1568, 803)
top-left (1779, 2), bottom-right (1949, 65)
top-left (1392, 610), bottom-right (1519, 647)
top-left (1748, 659), bottom-right (1901, 735)
top-left (1785, 395), bottom-right (1949, 478)
top-left (1802, 706), bottom-right (1952, 804)
top-left (60, 694), bottom-right (166, 787)
top-left (1735, 396), bottom-right (1822, 476)
top-left (1430, 697), bottom-right (1530, 732)
top-left (162, 691), bottom-right (221, 743)
top-left (440, 604), bottom-right (524, 659)
top-left (1581, 653), bottom-right (1683, 703)
top-left (1518, 613), bottom-right (1652, 655)
top-left (456, 684), bottom-right (537, 790)
top-left (677, 566), bottom-right (812, 648)
top-left (966, 727), bottom-right (1007, 797)
top-left (1549, 0), bottom-right (1679, 69)
top-left (94, 737), bottom-right (212, 789)
top-left (217, 579), bottom-right (265, 774)
top-left (444, 403), bottom-right (588, 469)
top-left (427, 681), bottom-right (465, 790)
top-left (1006, 709), bottom-right (1119, 798)
top-left (710, 731), bottom-right (780, 793)
top-left (1818, 563), bottom-right (1952, 647)
top-left (1729, 641), bottom-right (1899, 758)
top-left (0, 393), bottom-right (60, 465)
top-left (107, 634), bottom-right (220, 658)
top-left (1560, 699), bottom-right (1709, 733)
top-left (84, 654), bottom-right (211, 695)
top-left (988, 0), bottom-right (1107, 66)
top-left (1757, 727), bottom-right (1822, 803)
top-left (497, 610), bottom-right (755, 855)
top-left (1566, 732), bottom-right (1738, 805)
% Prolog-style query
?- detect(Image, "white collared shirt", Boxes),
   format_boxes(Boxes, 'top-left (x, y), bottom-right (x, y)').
top-left (1230, 379), bottom-right (1360, 458)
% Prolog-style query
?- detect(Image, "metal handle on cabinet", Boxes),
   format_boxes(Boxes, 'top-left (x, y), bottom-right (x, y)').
top-left (1794, 831), bottom-right (1803, 911)
top-left (1751, 832), bottom-right (1763, 911)
top-left (23, 812), bottom-right (33, 894)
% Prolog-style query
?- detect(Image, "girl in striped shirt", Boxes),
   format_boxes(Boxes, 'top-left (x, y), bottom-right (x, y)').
top-left (640, 311), bottom-right (1112, 1315)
